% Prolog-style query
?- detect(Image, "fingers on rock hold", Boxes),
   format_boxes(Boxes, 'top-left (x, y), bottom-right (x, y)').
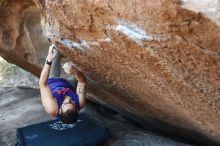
top-left (63, 62), bottom-right (74, 69)
top-left (49, 44), bottom-right (59, 56)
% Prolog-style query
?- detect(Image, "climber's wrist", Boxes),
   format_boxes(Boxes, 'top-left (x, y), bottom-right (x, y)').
top-left (45, 59), bottom-right (52, 65)
top-left (46, 55), bottom-right (54, 62)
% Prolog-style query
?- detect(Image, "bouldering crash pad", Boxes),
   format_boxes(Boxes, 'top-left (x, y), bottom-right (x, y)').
top-left (16, 113), bottom-right (109, 146)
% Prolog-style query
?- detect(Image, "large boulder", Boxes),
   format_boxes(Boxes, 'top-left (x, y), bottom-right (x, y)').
top-left (0, 0), bottom-right (220, 145)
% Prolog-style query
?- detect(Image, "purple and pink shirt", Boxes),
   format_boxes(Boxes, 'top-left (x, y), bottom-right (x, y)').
top-left (47, 78), bottom-right (80, 116)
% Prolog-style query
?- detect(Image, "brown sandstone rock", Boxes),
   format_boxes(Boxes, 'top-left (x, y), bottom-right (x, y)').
top-left (0, 0), bottom-right (48, 76)
top-left (0, 0), bottom-right (220, 145)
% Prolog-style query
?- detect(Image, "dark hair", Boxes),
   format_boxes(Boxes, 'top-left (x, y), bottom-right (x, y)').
top-left (61, 109), bottom-right (78, 124)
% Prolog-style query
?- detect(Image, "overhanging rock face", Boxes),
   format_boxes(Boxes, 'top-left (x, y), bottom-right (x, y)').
top-left (1, 0), bottom-right (220, 145)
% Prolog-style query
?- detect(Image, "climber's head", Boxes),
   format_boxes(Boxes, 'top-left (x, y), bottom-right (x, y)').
top-left (60, 97), bottom-right (78, 124)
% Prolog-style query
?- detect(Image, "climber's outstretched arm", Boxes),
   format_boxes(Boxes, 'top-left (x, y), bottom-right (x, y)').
top-left (39, 46), bottom-right (58, 116)
top-left (63, 63), bottom-right (87, 108)
top-left (75, 71), bottom-right (87, 108)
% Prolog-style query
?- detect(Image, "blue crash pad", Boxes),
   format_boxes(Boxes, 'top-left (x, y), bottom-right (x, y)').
top-left (16, 113), bottom-right (109, 146)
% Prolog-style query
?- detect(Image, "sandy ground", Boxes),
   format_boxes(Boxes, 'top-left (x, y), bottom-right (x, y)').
top-left (0, 86), bottom-right (194, 146)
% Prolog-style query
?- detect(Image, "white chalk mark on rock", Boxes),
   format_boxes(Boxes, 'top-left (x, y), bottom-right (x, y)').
top-left (116, 19), bottom-right (153, 44)
top-left (60, 39), bottom-right (84, 50)
top-left (84, 37), bottom-right (112, 47)
top-left (107, 19), bottom-right (170, 46)
top-left (81, 40), bottom-right (91, 49)
top-left (60, 37), bottom-right (111, 51)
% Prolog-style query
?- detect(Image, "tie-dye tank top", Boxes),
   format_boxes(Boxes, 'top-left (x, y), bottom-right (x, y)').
top-left (47, 78), bottom-right (80, 116)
